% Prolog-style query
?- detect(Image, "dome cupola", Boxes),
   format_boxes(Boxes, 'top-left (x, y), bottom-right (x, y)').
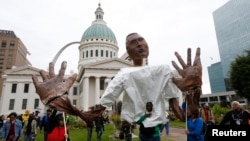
top-left (78, 3), bottom-right (119, 68)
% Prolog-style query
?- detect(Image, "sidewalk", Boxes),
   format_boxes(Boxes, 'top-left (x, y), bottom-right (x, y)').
top-left (161, 127), bottom-right (187, 141)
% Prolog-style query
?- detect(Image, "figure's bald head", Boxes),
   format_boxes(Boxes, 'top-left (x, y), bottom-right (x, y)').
top-left (125, 33), bottom-right (149, 66)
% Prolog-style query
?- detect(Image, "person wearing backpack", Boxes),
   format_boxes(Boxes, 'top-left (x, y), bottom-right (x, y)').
top-left (185, 105), bottom-right (204, 141)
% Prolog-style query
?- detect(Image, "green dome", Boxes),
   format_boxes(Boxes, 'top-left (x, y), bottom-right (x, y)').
top-left (81, 24), bottom-right (117, 43)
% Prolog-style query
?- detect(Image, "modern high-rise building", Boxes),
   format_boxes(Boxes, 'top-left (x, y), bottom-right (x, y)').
top-left (208, 62), bottom-right (226, 93)
top-left (0, 30), bottom-right (31, 97)
top-left (209, 0), bottom-right (250, 93)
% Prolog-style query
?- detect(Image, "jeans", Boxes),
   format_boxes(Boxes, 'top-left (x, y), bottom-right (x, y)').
top-left (24, 133), bottom-right (36, 141)
top-left (164, 122), bottom-right (169, 134)
top-left (139, 134), bottom-right (160, 141)
top-left (87, 127), bottom-right (92, 141)
top-left (96, 126), bottom-right (104, 141)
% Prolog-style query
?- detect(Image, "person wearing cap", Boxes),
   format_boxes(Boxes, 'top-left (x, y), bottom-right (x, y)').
top-left (21, 110), bottom-right (30, 126)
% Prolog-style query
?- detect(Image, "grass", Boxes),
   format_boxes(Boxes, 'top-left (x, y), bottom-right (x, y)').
top-left (169, 120), bottom-right (186, 128)
top-left (34, 120), bottom-right (185, 141)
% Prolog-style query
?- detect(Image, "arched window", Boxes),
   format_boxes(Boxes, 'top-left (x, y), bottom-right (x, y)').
top-left (90, 50), bottom-right (93, 57)
top-left (83, 51), bottom-right (84, 58)
top-left (86, 51), bottom-right (88, 58)
top-left (96, 49), bottom-right (98, 57)
top-left (101, 50), bottom-right (104, 57)
top-left (110, 51), bottom-right (112, 58)
top-left (106, 50), bottom-right (108, 57)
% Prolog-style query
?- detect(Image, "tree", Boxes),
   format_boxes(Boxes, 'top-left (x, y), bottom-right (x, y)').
top-left (230, 50), bottom-right (250, 101)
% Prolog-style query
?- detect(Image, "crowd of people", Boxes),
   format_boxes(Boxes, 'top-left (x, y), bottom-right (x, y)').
top-left (0, 108), bottom-right (109, 141)
top-left (0, 101), bottom-right (249, 141)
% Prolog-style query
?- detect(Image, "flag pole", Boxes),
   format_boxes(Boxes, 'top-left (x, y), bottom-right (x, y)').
top-left (62, 112), bottom-right (68, 141)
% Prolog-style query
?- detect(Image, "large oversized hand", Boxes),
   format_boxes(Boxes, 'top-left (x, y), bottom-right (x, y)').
top-left (32, 61), bottom-right (105, 122)
top-left (32, 61), bottom-right (77, 105)
top-left (172, 48), bottom-right (202, 91)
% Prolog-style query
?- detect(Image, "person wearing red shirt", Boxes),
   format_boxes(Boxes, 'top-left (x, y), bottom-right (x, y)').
top-left (47, 113), bottom-right (69, 141)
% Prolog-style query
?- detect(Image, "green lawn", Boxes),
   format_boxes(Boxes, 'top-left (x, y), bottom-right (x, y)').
top-left (34, 121), bottom-right (185, 141)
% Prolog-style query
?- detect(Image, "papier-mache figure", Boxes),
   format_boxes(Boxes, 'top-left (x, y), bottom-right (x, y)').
top-left (32, 32), bottom-right (202, 125)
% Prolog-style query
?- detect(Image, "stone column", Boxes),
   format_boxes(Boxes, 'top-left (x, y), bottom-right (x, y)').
top-left (95, 77), bottom-right (100, 103)
top-left (83, 77), bottom-right (89, 111)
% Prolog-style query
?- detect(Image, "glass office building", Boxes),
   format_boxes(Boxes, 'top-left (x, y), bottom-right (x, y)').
top-left (208, 62), bottom-right (226, 93)
top-left (210, 0), bottom-right (250, 92)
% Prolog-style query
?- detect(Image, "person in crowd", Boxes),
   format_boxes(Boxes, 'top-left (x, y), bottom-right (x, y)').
top-left (102, 110), bottom-right (110, 124)
top-left (40, 109), bottom-right (56, 141)
top-left (47, 113), bottom-right (69, 141)
top-left (95, 114), bottom-right (105, 141)
top-left (200, 103), bottom-right (214, 124)
top-left (161, 111), bottom-right (170, 135)
top-left (220, 101), bottom-right (250, 125)
top-left (33, 111), bottom-right (41, 130)
top-left (119, 120), bottom-right (135, 141)
top-left (136, 102), bottom-right (162, 141)
top-left (1, 112), bottom-right (22, 141)
top-left (185, 105), bottom-right (204, 141)
top-left (86, 120), bottom-right (94, 141)
top-left (240, 104), bottom-right (250, 125)
top-left (22, 114), bottom-right (37, 141)
top-left (21, 110), bottom-right (30, 127)
top-left (0, 115), bottom-right (4, 129)
top-left (0, 114), bottom-right (7, 139)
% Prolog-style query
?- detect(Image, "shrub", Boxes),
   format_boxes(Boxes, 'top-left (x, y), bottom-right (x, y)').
top-left (67, 115), bottom-right (86, 128)
top-left (211, 103), bottom-right (230, 124)
top-left (110, 112), bottom-right (121, 130)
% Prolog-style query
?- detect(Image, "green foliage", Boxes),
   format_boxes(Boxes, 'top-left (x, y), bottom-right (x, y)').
top-left (110, 112), bottom-right (122, 130)
top-left (169, 119), bottom-right (186, 128)
top-left (67, 115), bottom-right (86, 128)
top-left (211, 103), bottom-right (230, 124)
top-left (230, 49), bottom-right (250, 101)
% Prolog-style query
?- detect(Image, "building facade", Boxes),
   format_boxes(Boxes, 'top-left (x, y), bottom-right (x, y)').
top-left (0, 3), bottom-right (134, 115)
top-left (210, 0), bottom-right (250, 92)
top-left (0, 30), bottom-right (31, 99)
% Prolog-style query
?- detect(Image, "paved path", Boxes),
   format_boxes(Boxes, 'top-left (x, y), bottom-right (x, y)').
top-left (161, 127), bottom-right (187, 141)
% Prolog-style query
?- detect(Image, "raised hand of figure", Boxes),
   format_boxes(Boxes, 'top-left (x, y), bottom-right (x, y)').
top-left (32, 61), bottom-right (105, 122)
top-left (172, 48), bottom-right (202, 91)
top-left (32, 61), bottom-right (77, 105)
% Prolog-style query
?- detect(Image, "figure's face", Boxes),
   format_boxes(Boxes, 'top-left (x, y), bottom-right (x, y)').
top-left (126, 33), bottom-right (149, 61)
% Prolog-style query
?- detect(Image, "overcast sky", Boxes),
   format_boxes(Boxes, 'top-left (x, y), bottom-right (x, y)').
top-left (1, 0), bottom-right (229, 94)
